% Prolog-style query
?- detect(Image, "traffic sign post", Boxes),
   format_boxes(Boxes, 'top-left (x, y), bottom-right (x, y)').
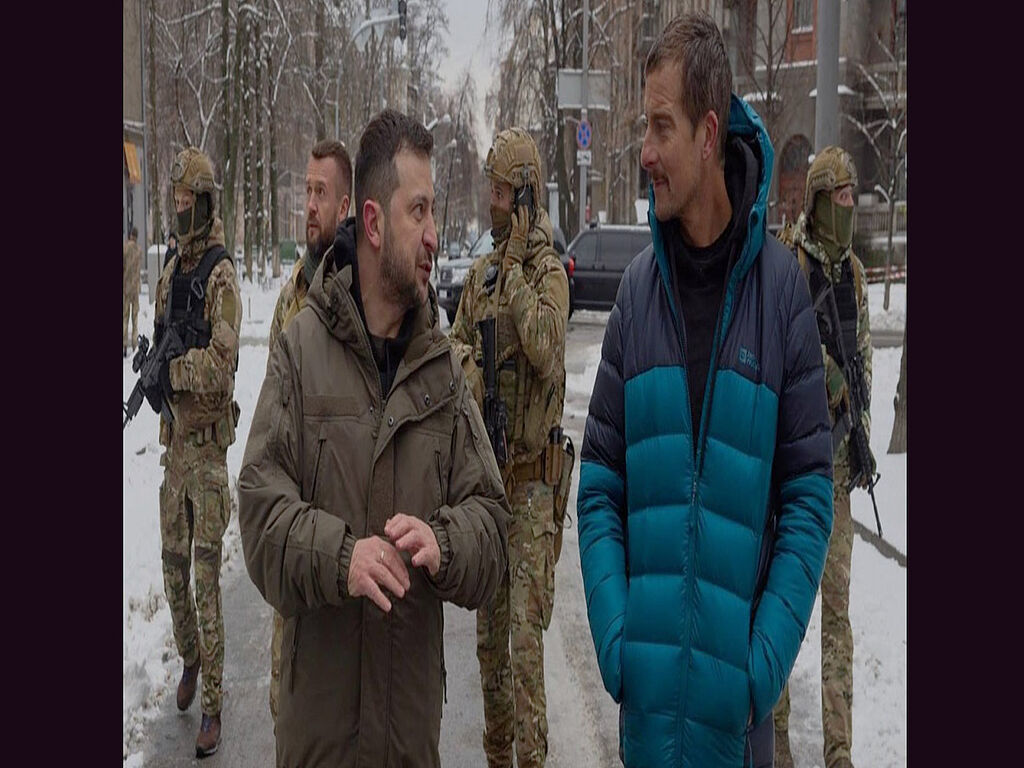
top-left (576, 119), bottom-right (592, 150)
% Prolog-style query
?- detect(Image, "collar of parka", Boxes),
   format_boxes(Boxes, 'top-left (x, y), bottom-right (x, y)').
top-left (304, 218), bottom-right (454, 401)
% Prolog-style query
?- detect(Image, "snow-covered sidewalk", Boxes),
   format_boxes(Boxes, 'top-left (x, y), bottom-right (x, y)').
top-left (123, 275), bottom-right (284, 761)
top-left (124, 274), bottom-right (907, 766)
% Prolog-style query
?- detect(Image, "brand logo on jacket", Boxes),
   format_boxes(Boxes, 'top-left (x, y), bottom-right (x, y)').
top-left (739, 347), bottom-right (759, 374)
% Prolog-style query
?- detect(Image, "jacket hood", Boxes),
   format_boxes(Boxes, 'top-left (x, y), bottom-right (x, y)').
top-left (648, 94), bottom-right (775, 317)
top-left (306, 216), bottom-right (447, 368)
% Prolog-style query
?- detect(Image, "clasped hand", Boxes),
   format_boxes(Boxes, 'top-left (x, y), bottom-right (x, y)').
top-left (347, 514), bottom-right (441, 612)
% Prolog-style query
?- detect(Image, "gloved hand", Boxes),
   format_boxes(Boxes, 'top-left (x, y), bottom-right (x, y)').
top-left (503, 205), bottom-right (530, 270)
top-left (825, 353), bottom-right (848, 411)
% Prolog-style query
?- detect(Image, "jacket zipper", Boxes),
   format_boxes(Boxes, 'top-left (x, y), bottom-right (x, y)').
top-left (310, 436), bottom-right (326, 502)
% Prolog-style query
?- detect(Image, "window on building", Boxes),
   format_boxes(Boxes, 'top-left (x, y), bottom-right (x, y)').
top-left (793, 0), bottom-right (813, 31)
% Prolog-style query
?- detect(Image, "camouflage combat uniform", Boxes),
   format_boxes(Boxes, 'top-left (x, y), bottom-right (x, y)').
top-left (265, 256), bottom-right (309, 725)
top-left (123, 237), bottom-right (141, 352)
top-left (774, 148), bottom-right (871, 768)
top-left (155, 213), bottom-right (241, 718)
top-left (449, 134), bottom-right (569, 766)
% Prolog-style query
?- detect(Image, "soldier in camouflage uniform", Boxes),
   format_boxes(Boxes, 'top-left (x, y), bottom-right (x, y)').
top-left (773, 146), bottom-right (872, 768)
top-left (449, 128), bottom-right (570, 768)
top-left (266, 139), bottom-right (351, 727)
top-left (123, 226), bottom-right (141, 356)
top-left (154, 147), bottom-right (241, 758)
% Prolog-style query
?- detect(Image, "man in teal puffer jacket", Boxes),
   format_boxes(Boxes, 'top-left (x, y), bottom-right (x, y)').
top-left (577, 12), bottom-right (834, 768)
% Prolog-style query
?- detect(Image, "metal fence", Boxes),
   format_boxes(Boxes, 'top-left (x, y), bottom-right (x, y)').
top-left (857, 201), bottom-right (907, 237)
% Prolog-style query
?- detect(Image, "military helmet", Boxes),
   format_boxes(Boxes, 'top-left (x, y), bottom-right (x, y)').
top-left (484, 128), bottom-right (543, 207)
top-left (171, 147), bottom-right (217, 195)
top-left (803, 146), bottom-right (857, 216)
top-left (171, 147), bottom-right (217, 249)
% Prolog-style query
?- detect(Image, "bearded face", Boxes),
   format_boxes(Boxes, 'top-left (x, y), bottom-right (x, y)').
top-left (379, 217), bottom-right (422, 311)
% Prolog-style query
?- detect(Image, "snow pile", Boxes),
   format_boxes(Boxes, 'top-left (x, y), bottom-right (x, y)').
top-left (123, 275), bottom-right (280, 759)
top-left (868, 282), bottom-right (906, 333)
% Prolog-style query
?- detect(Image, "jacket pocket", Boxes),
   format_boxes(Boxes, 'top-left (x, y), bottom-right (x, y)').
top-left (308, 423), bottom-right (327, 503)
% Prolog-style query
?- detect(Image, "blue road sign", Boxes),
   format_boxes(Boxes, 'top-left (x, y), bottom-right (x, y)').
top-left (576, 119), bottom-right (592, 150)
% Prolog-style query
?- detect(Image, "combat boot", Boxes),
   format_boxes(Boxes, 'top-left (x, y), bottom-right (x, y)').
top-left (774, 728), bottom-right (795, 768)
top-left (176, 659), bottom-right (200, 711)
top-left (195, 712), bottom-right (221, 758)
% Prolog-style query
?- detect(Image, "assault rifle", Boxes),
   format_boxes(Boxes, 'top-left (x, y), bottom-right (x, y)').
top-left (123, 327), bottom-right (185, 430)
top-left (476, 317), bottom-right (509, 469)
top-left (807, 265), bottom-right (883, 537)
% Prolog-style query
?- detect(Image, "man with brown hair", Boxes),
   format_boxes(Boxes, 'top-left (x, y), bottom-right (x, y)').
top-left (239, 109), bottom-right (510, 766)
top-left (265, 139), bottom-right (352, 726)
top-left (577, 12), bottom-right (833, 768)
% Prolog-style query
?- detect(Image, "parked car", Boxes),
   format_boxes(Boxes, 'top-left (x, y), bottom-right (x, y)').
top-left (564, 224), bottom-right (652, 313)
top-left (437, 231), bottom-right (491, 325)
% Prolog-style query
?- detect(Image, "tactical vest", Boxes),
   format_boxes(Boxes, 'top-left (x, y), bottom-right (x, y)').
top-left (478, 251), bottom-right (566, 469)
top-left (796, 246), bottom-right (861, 365)
top-left (157, 245), bottom-right (230, 351)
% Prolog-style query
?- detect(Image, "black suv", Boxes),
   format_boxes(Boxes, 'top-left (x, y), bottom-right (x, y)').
top-left (564, 224), bottom-right (652, 313)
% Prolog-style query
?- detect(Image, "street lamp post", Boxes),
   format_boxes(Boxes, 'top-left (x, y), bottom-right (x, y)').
top-left (336, 2), bottom-right (414, 138)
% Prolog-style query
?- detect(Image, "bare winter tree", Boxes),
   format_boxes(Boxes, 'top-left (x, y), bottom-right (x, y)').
top-left (147, 0), bottom-right (451, 287)
top-left (486, 0), bottom-right (579, 237)
top-left (147, 0), bottom-right (163, 245)
top-left (734, 0), bottom-right (800, 148)
top-left (843, 5), bottom-right (907, 311)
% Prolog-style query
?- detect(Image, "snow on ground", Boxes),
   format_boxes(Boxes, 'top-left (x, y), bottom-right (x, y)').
top-left (124, 272), bottom-right (906, 764)
top-left (783, 345), bottom-right (907, 768)
top-left (869, 281), bottom-right (906, 333)
top-left (123, 274), bottom-right (285, 760)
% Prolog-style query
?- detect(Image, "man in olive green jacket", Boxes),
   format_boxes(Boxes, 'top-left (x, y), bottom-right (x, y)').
top-left (239, 109), bottom-right (511, 767)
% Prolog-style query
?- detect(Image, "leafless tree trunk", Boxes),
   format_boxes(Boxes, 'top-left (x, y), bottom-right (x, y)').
top-left (241, 5), bottom-right (254, 281)
top-left (268, 20), bottom-right (281, 278)
top-left (254, 5), bottom-right (266, 280)
top-left (219, 0), bottom-right (238, 256)
top-left (313, 0), bottom-right (326, 140)
top-left (148, 0), bottom-right (163, 245)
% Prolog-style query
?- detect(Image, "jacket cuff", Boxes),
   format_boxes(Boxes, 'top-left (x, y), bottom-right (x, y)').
top-left (336, 531), bottom-right (357, 600)
top-left (427, 518), bottom-right (452, 584)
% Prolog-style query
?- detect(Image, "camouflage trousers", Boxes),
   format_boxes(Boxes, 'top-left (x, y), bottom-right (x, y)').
top-left (123, 291), bottom-right (139, 350)
top-left (269, 609), bottom-right (283, 724)
top-left (476, 479), bottom-right (556, 768)
top-left (159, 437), bottom-right (231, 716)
top-left (774, 460), bottom-right (853, 768)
